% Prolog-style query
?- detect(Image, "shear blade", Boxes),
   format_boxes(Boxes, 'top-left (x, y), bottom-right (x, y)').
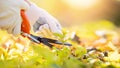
top-left (41, 38), bottom-right (72, 46)
top-left (30, 34), bottom-right (72, 47)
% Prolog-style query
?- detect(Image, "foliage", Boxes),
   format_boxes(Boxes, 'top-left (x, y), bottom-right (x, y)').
top-left (0, 22), bottom-right (120, 68)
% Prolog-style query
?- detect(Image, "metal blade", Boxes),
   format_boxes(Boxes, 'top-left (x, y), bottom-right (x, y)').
top-left (22, 32), bottom-right (72, 47)
top-left (41, 37), bottom-right (72, 46)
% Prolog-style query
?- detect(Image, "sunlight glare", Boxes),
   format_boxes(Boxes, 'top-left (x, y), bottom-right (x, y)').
top-left (63, 0), bottom-right (100, 9)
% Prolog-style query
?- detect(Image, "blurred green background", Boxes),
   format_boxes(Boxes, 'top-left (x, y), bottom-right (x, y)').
top-left (30, 0), bottom-right (120, 27)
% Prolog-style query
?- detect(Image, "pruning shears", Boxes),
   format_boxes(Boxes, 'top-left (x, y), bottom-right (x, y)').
top-left (21, 10), bottom-right (72, 48)
top-left (21, 32), bottom-right (72, 48)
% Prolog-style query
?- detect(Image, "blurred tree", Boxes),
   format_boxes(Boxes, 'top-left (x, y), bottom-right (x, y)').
top-left (103, 0), bottom-right (120, 26)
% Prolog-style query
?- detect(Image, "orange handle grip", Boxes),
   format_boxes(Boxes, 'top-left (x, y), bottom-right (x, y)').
top-left (21, 10), bottom-right (31, 34)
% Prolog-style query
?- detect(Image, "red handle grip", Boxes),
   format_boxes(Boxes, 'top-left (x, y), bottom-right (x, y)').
top-left (21, 10), bottom-right (31, 34)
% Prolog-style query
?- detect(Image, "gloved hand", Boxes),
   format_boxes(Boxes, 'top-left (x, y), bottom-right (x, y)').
top-left (25, 3), bottom-right (62, 34)
top-left (33, 14), bottom-right (62, 34)
top-left (0, 0), bottom-right (29, 35)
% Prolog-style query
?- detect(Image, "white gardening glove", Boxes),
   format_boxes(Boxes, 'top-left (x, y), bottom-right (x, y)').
top-left (0, 0), bottom-right (29, 35)
top-left (25, 3), bottom-right (62, 34)
top-left (33, 15), bottom-right (62, 34)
